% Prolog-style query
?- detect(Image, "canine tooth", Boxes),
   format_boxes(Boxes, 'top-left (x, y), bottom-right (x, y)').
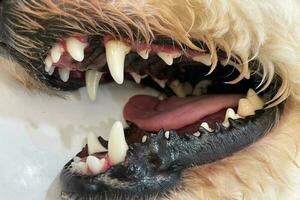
top-left (193, 54), bottom-right (212, 66)
top-left (44, 56), bottom-right (53, 72)
top-left (86, 156), bottom-right (106, 175)
top-left (87, 132), bottom-right (107, 155)
top-left (108, 121), bottom-right (128, 165)
top-left (142, 136), bottom-right (147, 143)
top-left (66, 37), bottom-right (87, 62)
top-left (193, 132), bottom-right (201, 137)
top-left (154, 78), bottom-right (166, 88)
top-left (58, 68), bottom-right (70, 82)
top-left (51, 44), bottom-right (64, 63)
top-left (130, 72), bottom-right (142, 84)
top-left (200, 122), bottom-right (213, 132)
top-left (237, 98), bottom-right (255, 117)
top-left (247, 89), bottom-right (264, 110)
top-left (137, 49), bottom-right (150, 59)
top-left (85, 70), bottom-right (103, 101)
top-left (170, 80), bottom-right (186, 97)
top-left (164, 131), bottom-right (170, 139)
top-left (223, 108), bottom-right (239, 127)
top-left (105, 40), bottom-right (131, 84)
top-left (157, 52), bottom-right (181, 66)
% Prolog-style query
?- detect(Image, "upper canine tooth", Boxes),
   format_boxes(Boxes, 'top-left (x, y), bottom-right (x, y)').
top-left (58, 68), bottom-right (70, 82)
top-left (44, 55), bottom-right (53, 72)
top-left (192, 54), bottom-right (212, 66)
top-left (86, 156), bottom-right (106, 175)
top-left (223, 108), bottom-right (239, 127)
top-left (51, 44), bottom-right (64, 63)
top-left (237, 98), bottom-right (255, 117)
top-left (87, 132), bottom-right (107, 155)
top-left (66, 37), bottom-right (87, 62)
top-left (108, 121), bottom-right (128, 165)
top-left (105, 40), bottom-right (131, 85)
top-left (85, 70), bottom-right (103, 101)
top-left (137, 49), bottom-right (150, 59)
top-left (157, 52), bottom-right (181, 66)
top-left (247, 89), bottom-right (264, 110)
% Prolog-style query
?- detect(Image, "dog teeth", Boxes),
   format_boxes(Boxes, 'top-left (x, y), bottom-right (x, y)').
top-left (169, 80), bottom-right (187, 97)
top-left (142, 135), bottom-right (147, 143)
top-left (87, 132), bottom-right (107, 155)
top-left (130, 72), bottom-right (142, 84)
top-left (44, 55), bottom-right (53, 72)
top-left (66, 37), bottom-right (87, 62)
top-left (48, 66), bottom-right (55, 76)
top-left (108, 121), bottom-right (129, 165)
top-left (85, 70), bottom-right (103, 101)
top-left (58, 68), bottom-right (70, 82)
top-left (192, 54), bottom-right (212, 66)
top-left (200, 122), bottom-right (213, 132)
top-left (237, 98), bottom-right (255, 117)
top-left (51, 44), bottom-right (64, 63)
top-left (223, 108), bottom-right (240, 127)
top-left (86, 156), bottom-right (106, 175)
top-left (154, 78), bottom-right (166, 88)
top-left (193, 132), bottom-right (201, 137)
top-left (157, 52), bottom-right (181, 66)
top-left (105, 40), bottom-right (131, 84)
top-left (74, 161), bottom-right (88, 174)
top-left (137, 49), bottom-right (150, 59)
top-left (164, 131), bottom-right (170, 139)
top-left (247, 89), bottom-right (264, 109)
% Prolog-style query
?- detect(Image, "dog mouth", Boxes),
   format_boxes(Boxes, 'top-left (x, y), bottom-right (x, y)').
top-left (41, 34), bottom-right (283, 199)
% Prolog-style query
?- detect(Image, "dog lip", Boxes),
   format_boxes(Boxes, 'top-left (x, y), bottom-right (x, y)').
top-left (60, 104), bottom-right (283, 199)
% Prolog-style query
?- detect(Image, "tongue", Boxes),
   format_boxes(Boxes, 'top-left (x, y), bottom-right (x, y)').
top-left (123, 94), bottom-right (242, 131)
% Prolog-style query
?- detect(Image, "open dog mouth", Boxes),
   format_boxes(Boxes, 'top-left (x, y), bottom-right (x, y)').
top-left (41, 35), bottom-right (284, 199)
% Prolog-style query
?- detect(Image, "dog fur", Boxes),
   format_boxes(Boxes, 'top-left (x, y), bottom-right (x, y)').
top-left (1, 0), bottom-right (300, 199)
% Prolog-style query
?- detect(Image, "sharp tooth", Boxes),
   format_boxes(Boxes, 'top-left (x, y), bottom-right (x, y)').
top-left (223, 108), bottom-right (239, 127)
top-left (51, 44), bottom-right (64, 63)
top-left (142, 135), bottom-right (147, 143)
top-left (87, 132), bottom-right (107, 155)
top-left (86, 156), bottom-right (106, 175)
top-left (66, 37), bottom-right (87, 62)
top-left (192, 54), bottom-right (212, 66)
top-left (200, 122), bottom-right (213, 132)
top-left (237, 98), bottom-right (255, 117)
top-left (157, 52), bottom-right (181, 66)
top-left (154, 78), bottom-right (166, 88)
top-left (169, 80), bottom-right (186, 97)
top-left (48, 66), bottom-right (55, 76)
top-left (130, 72), bottom-right (142, 84)
top-left (44, 55), bottom-right (53, 72)
top-left (58, 68), bottom-right (70, 82)
top-left (85, 70), bottom-right (103, 101)
top-left (108, 121), bottom-right (128, 165)
top-left (137, 49), bottom-right (150, 59)
top-left (105, 40), bottom-right (131, 84)
top-left (247, 89), bottom-right (264, 110)
top-left (164, 131), bottom-right (170, 139)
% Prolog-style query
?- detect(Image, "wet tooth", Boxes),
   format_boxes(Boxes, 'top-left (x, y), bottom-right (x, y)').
top-left (170, 80), bottom-right (186, 97)
top-left (58, 68), bottom-right (70, 82)
top-left (223, 108), bottom-right (239, 127)
top-left (86, 156), bottom-right (105, 175)
top-left (105, 40), bottom-right (131, 84)
top-left (237, 98), bottom-right (255, 117)
top-left (87, 132), bottom-right (107, 155)
top-left (44, 56), bottom-right (53, 72)
top-left (164, 131), bottom-right (170, 139)
top-left (201, 122), bottom-right (213, 132)
top-left (130, 72), bottom-right (142, 84)
top-left (137, 49), bottom-right (150, 59)
top-left (154, 78), bottom-right (166, 88)
top-left (51, 44), bottom-right (64, 63)
top-left (247, 89), bottom-right (264, 110)
top-left (157, 52), bottom-right (181, 66)
top-left (193, 54), bottom-right (212, 66)
top-left (85, 70), bottom-right (103, 101)
top-left (66, 37), bottom-right (87, 62)
top-left (108, 121), bottom-right (128, 165)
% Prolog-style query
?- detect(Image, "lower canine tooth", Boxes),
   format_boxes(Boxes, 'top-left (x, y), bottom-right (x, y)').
top-left (108, 121), bottom-right (128, 165)
top-left (86, 156), bottom-right (106, 175)
top-left (105, 40), bottom-right (131, 84)
top-left (86, 70), bottom-right (103, 101)
top-left (87, 132), bottom-right (107, 155)
top-left (58, 68), bottom-right (70, 82)
top-left (237, 98), bottom-right (255, 116)
top-left (247, 89), bottom-right (264, 110)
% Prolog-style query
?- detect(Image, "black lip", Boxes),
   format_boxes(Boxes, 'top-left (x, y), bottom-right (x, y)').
top-left (60, 104), bottom-right (283, 200)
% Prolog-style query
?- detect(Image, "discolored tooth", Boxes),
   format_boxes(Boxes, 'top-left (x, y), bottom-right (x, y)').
top-left (130, 72), bottom-right (142, 84)
top-left (87, 132), bottom-right (107, 155)
top-left (200, 122), bottom-right (213, 132)
top-left (105, 40), bottom-right (131, 84)
top-left (137, 49), bottom-right (150, 59)
top-left (154, 78), bottom-right (166, 88)
top-left (169, 80), bottom-right (186, 97)
top-left (223, 108), bottom-right (240, 127)
top-left (86, 156), bottom-right (106, 175)
top-left (247, 89), bottom-right (264, 110)
top-left (44, 55), bottom-right (53, 72)
top-left (58, 68), bottom-right (70, 82)
top-left (192, 80), bottom-right (213, 96)
top-left (85, 70), bottom-right (103, 101)
top-left (157, 52), bottom-right (181, 66)
top-left (193, 54), bottom-right (212, 66)
top-left (51, 44), bottom-right (64, 63)
top-left (237, 98), bottom-right (255, 117)
top-left (66, 37), bottom-right (88, 62)
top-left (108, 121), bottom-right (129, 165)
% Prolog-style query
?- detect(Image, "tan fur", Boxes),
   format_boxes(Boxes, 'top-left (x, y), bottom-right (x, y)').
top-left (3, 0), bottom-right (300, 199)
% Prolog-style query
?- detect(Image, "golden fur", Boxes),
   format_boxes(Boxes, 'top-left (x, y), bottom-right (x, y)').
top-left (3, 0), bottom-right (300, 199)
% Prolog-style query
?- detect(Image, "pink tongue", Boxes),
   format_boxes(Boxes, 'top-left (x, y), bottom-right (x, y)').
top-left (123, 95), bottom-right (242, 131)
